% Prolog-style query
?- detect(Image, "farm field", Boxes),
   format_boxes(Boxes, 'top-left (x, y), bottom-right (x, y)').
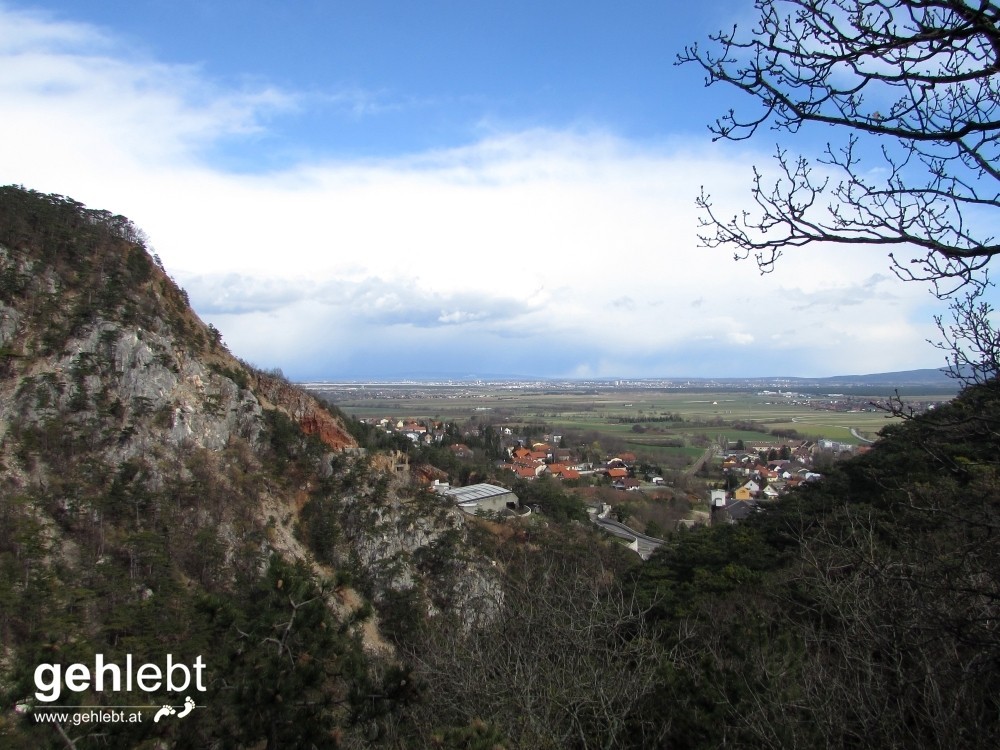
top-left (309, 383), bottom-right (951, 465)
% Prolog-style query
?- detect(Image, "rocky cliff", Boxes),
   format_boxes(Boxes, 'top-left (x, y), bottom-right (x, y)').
top-left (251, 370), bottom-right (354, 451)
top-left (0, 187), bottom-right (497, 749)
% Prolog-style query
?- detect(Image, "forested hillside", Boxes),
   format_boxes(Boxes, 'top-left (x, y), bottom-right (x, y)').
top-left (633, 381), bottom-right (1000, 747)
top-left (0, 186), bottom-right (997, 749)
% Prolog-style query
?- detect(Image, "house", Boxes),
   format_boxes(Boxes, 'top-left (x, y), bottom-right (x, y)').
top-left (734, 480), bottom-right (760, 501)
top-left (722, 497), bottom-right (757, 522)
top-left (547, 464), bottom-right (581, 480)
top-left (510, 463), bottom-right (544, 480)
top-left (448, 443), bottom-right (474, 459)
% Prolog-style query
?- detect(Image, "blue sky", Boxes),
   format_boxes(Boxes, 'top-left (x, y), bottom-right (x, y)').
top-left (0, 0), bottom-right (963, 379)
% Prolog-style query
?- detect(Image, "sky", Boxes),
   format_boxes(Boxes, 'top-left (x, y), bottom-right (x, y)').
top-left (0, 0), bottom-right (970, 380)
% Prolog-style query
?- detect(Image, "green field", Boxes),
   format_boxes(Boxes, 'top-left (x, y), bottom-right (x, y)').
top-left (312, 384), bottom-right (948, 467)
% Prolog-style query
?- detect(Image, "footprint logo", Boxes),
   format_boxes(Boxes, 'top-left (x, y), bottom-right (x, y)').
top-left (176, 696), bottom-right (195, 719)
top-left (153, 704), bottom-right (176, 723)
top-left (153, 696), bottom-right (198, 722)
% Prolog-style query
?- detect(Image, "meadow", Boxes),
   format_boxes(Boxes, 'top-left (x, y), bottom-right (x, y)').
top-left (315, 384), bottom-right (948, 466)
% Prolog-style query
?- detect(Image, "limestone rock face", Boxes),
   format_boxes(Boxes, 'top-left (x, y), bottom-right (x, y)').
top-left (0, 223), bottom-right (355, 469)
top-left (2, 319), bottom-right (265, 463)
top-left (335, 483), bottom-right (502, 627)
top-left (0, 303), bottom-right (19, 347)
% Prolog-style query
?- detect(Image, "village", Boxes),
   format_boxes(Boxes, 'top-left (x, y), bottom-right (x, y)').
top-left (357, 414), bottom-right (867, 535)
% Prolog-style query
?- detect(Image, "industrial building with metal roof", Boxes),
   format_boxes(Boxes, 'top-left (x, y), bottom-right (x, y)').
top-left (443, 483), bottom-right (519, 514)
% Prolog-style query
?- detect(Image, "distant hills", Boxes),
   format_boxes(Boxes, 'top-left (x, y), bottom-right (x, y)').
top-left (759, 368), bottom-right (958, 391)
top-left (797, 368), bottom-right (952, 385)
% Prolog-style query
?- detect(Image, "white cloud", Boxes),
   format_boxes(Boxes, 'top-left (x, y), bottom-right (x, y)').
top-left (0, 4), bottom-right (109, 53)
top-left (0, 5), bottom-right (950, 378)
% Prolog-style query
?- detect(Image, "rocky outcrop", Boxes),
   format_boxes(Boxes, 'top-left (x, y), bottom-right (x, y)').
top-left (253, 370), bottom-right (354, 450)
top-left (0, 232), bottom-right (355, 465)
top-left (334, 479), bottom-right (502, 626)
top-left (411, 462), bottom-right (449, 485)
top-left (0, 318), bottom-right (263, 470)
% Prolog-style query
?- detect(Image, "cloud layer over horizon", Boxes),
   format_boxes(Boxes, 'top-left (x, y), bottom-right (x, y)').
top-left (0, 3), bottom-right (952, 380)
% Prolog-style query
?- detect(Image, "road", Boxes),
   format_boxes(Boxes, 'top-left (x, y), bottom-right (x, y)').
top-left (792, 417), bottom-right (877, 444)
top-left (594, 517), bottom-right (666, 559)
top-left (684, 445), bottom-right (716, 476)
top-left (850, 427), bottom-right (875, 444)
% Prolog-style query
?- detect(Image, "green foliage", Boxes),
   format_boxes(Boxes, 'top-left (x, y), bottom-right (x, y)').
top-left (124, 246), bottom-right (151, 284)
top-left (297, 493), bottom-right (340, 566)
top-left (375, 586), bottom-right (425, 646)
top-left (0, 187), bottom-right (170, 354)
top-left (630, 380), bottom-right (1000, 748)
top-left (411, 442), bottom-right (460, 474)
top-left (475, 423), bottom-right (506, 460)
top-left (208, 362), bottom-right (250, 390)
top-left (263, 407), bottom-right (324, 470)
top-left (197, 556), bottom-right (367, 749)
top-left (512, 476), bottom-right (587, 522)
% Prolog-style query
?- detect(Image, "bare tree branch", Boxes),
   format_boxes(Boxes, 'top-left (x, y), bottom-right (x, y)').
top-left (681, 0), bottom-right (1000, 298)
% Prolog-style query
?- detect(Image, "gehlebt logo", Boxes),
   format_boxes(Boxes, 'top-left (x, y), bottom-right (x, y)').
top-left (18, 654), bottom-right (207, 725)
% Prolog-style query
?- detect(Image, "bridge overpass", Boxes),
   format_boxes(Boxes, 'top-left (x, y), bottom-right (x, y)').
top-left (593, 516), bottom-right (667, 560)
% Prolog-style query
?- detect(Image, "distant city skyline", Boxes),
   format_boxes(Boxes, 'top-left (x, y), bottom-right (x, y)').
top-left (0, 1), bottom-right (963, 379)
top-left (297, 367), bottom-right (957, 389)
